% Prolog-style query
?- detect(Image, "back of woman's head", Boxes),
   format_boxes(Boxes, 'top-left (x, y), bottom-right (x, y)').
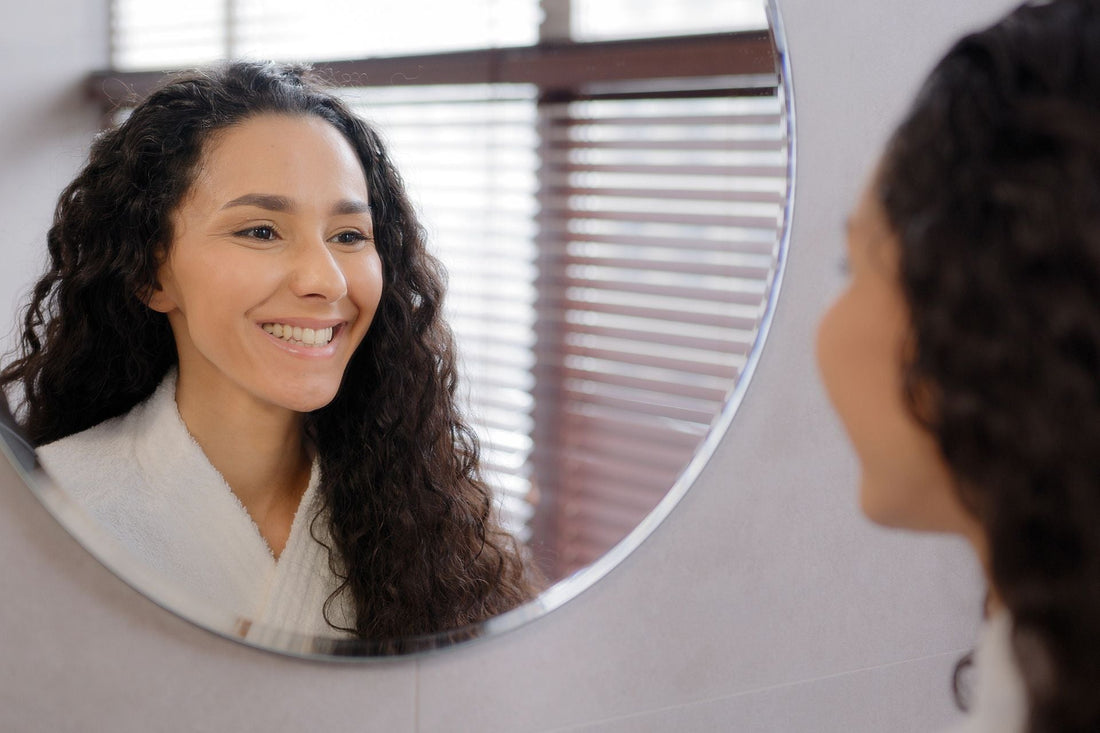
top-left (878, 1), bottom-right (1100, 729)
top-left (1, 61), bottom-right (405, 445)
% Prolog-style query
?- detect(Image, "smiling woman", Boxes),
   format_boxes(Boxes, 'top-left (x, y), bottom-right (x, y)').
top-left (2, 62), bottom-right (540, 642)
top-left (144, 115), bottom-right (383, 564)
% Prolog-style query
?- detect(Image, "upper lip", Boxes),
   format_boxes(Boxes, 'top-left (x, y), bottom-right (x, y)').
top-left (257, 317), bottom-right (348, 329)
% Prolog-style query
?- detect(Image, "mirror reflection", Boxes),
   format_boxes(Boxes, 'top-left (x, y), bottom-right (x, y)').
top-left (1, 0), bottom-right (791, 654)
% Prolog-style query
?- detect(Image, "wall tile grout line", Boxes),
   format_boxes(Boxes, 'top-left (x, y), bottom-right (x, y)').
top-left (544, 647), bottom-right (973, 733)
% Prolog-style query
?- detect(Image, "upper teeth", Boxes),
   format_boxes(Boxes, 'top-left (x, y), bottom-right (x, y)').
top-left (262, 323), bottom-right (335, 346)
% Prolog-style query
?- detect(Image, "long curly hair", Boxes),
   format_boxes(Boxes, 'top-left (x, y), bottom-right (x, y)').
top-left (0, 61), bottom-right (539, 639)
top-left (878, 1), bottom-right (1100, 729)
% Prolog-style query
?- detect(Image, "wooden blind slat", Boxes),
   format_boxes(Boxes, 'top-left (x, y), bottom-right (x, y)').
top-left (557, 255), bottom-right (774, 280)
top-left (545, 186), bottom-right (786, 205)
top-left (543, 344), bottom-right (743, 379)
top-left (547, 276), bottom-right (769, 305)
top-left (542, 296), bottom-right (761, 330)
top-left (550, 113), bottom-right (782, 127)
top-left (558, 368), bottom-right (731, 403)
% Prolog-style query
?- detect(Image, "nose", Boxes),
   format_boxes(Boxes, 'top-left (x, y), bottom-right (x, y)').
top-left (288, 237), bottom-right (349, 302)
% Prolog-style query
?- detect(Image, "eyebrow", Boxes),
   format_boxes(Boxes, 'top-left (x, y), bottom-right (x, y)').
top-left (221, 193), bottom-right (371, 216)
top-left (332, 199), bottom-right (372, 216)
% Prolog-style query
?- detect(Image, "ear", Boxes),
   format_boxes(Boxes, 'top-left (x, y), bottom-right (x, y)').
top-left (142, 266), bottom-right (177, 314)
top-left (145, 284), bottom-right (175, 314)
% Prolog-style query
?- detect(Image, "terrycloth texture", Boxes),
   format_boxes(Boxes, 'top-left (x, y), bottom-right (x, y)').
top-left (943, 612), bottom-right (1027, 733)
top-left (37, 371), bottom-right (353, 639)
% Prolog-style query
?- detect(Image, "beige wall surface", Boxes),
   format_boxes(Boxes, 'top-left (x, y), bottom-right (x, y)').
top-left (0, 1), bottom-right (1015, 730)
top-left (0, 2), bottom-right (108, 357)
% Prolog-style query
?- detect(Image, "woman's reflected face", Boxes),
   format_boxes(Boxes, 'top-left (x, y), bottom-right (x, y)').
top-left (815, 178), bottom-right (969, 535)
top-left (148, 113), bottom-right (384, 415)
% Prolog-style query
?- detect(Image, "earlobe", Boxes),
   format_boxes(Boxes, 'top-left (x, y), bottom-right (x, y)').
top-left (143, 281), bottom-right (176, 314)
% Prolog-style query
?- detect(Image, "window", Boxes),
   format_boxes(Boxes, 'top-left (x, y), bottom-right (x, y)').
top-left (100, 0), bottom-right (787, 580)
top-left (110, 0), bottom-right (538, 70)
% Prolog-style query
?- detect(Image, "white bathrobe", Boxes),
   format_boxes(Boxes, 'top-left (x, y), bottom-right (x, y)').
top-left (36, 372), bottom-right (354, 639)
top-left (944, 613), bottom-right (1027, 733)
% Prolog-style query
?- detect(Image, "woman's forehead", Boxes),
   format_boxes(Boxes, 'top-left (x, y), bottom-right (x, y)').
top-left (189, 114), bottom-right (370, 208)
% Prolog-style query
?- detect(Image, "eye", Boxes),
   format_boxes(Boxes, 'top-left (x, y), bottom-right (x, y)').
top-left (330, 230), bottom-right (372, 247)
top-left (235, 225), bottom-right (278, 241)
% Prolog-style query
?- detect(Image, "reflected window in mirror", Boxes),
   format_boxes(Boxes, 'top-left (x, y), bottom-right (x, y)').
top-left (24, 0), bottom-right (791, 652)
top-left (346, 82), bottom-right (786, 579)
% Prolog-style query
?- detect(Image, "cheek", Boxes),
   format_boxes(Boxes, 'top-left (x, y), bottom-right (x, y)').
top-left (170, 248), bottom-right (268, 305)
top-left (816, 289), bottom-right (954, 529)
top-left (166, 254), bottom-right (279, 340)
top-left (817, 282), bottom-right (910, 435)
top-left (815, 292), bottom-right (860, 415)
top-left (816, 293), bottom-right (878, 467)
top-left (347, 252), bottom-right (385, 315)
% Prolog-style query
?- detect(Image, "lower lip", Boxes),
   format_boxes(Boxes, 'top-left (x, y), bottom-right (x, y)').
top-left (258, 324), bottom-right (344, 358)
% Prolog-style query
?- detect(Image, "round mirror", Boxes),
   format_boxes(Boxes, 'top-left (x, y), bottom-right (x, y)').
top-left (1, 0), bottom-right (793, 657)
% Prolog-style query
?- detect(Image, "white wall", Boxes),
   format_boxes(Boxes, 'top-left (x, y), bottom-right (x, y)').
top-left (0, 1), bottom-right (1016, 731)
top-left (0, 1), bottom-right (107, 355)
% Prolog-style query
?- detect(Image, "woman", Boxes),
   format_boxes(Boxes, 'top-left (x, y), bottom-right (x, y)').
top-left (1, 61), bottom-right (538, 641)
top-left (818, 0), bottom-right (1100, 729)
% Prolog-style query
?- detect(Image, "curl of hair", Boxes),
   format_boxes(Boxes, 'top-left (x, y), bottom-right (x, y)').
top-left (1, 61), bottom-right (539, 639)
top-left (878, 1), bottom-right (1100, 729)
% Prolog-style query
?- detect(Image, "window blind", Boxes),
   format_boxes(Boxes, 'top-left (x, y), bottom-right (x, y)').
top-left (110, 0), bottom-right (770, 71)
top-left (344, 84), bottom-right (541, 541)
top-left (111, 0), bottom-right (539, 71)
top-left (571, 0), bottom-right (768, 40)
top-left (530, 81), bottom-right (787, 577)
top-left (111, 0), bottom-right (227, 69)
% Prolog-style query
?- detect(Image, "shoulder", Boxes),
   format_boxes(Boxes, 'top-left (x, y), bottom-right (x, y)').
top-left (35, 372), bottom-right (175, 508)
top-left (34, 373), bottom-right (186, 548)
top-left (37, 370), bottom-right (176, 495)
top-left (36, 408), bottom-right (145, 507)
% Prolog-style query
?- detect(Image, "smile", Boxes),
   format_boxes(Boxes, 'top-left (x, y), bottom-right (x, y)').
top-left (261, 322), bottom-right (336, 347)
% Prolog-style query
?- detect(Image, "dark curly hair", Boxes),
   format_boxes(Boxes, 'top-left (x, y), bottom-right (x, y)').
top-left (0, 60), bottom-right (539, 639)
top-left (878, 1), bottom-right (1100, 729)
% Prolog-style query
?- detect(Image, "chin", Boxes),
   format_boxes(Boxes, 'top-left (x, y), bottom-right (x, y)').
top-left (858, 475), bottom-right (960, 534)
top-left (858, 489), bottom-right (897, 528)
top-left (858, 474), bottom-right (916, 530)
top-left (275, 384), bottom-right (341, 413)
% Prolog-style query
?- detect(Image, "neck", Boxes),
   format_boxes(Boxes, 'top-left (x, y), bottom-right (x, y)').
top-left (172, 369), bottom-right (312, 556)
